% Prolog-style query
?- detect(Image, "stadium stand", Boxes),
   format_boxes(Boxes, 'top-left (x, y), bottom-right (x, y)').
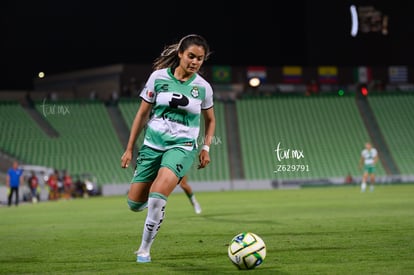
top-left (368, 93), bottom-right (414, 175)
top-left (34, 100), bottom-right (132, 184)
top-left (0, 101), bottom-right (47, 160)
top-left (1, 92), bottom-right (413, 191)
top-left (236, 94), bottom-right (387, 180)
top-left (0, 100), bottom-right (131, 184)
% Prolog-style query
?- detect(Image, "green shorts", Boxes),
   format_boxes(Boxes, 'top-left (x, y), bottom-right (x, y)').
top-left (131, 145), bottom-right (197, 183)
top-left (364, 165), bottom-right (375, 174)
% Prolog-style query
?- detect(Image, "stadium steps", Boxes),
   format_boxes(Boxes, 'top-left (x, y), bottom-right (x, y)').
top-left (224, 101), bottom-right (244, 179)
top-left (106, 105), bottom-right (130, 149)
top-left (116, 99), bottom-right (143, 166)
top-left (23, 105), bottom-right (60, 138)
top-left (355, 96), bottom-right (400, 175)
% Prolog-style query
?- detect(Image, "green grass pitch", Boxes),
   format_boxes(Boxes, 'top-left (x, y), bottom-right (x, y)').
top-left (1, 184), bottom-right (413, 274)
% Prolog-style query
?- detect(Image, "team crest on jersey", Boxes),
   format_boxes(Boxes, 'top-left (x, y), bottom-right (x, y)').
top-left (191, 87), bottom-right (199, 98)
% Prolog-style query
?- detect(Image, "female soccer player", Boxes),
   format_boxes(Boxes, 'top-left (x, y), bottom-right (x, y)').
top-left (359, 141), bottom-right (378, 192)
top-left (120, 34), bottom-right (215, 263)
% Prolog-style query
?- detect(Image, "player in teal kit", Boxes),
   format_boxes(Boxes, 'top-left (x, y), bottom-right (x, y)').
top-left (359, 142), bottom-right (378, 192)
top-left (121, 34), bottom-right (216, 263)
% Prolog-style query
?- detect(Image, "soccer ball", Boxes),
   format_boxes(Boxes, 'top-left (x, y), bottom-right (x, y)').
top-left (228, 232), bottom-right (266, 270)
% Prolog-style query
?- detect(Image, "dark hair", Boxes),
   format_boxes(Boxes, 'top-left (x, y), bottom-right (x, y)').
top-left (153, 34), bottom-right (211, 71)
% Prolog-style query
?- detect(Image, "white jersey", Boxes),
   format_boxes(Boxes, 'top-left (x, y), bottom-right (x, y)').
top-left (361, 148), bottom-right (377, 166)
top-left (139, 68), bottom-right (214, 151)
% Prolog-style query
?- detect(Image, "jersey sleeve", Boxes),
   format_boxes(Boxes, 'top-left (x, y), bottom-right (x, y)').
top-left (139, 71), bottom-right (157, 104)
top-left (201, 83), bottom-right (214, 110)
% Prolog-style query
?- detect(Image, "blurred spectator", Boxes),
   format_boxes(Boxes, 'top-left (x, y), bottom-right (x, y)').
top-left (345, 173), bottom-right (354, 184)
top-left (56, 169), bottom-right (64, 195)
top-left (73, 176), bottom-right (86, 198)
top-left (28, 171), bottom-right (40, 203)
top-left (62, 170), bottom-right (73, 199)
top-left (47, 171), bottom-right (59, 200)
top-left (6, 161), bottom-right (24, 207)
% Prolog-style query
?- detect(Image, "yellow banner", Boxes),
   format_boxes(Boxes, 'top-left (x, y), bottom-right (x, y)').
top-left (318, 66), bottom-right (337, 76)
top-left (283, 66), bottom-right (302, 75)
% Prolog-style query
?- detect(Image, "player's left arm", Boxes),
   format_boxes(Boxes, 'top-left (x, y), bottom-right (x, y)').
top-left (374, 150), bottom-right (379, 165)
top-left (198, 107), bottom-right (215, 169)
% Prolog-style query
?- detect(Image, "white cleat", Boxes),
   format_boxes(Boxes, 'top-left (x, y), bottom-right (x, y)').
top-left (193, 201), bottom-right (202, 214)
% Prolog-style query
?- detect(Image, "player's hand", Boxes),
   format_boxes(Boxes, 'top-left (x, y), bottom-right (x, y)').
top-left (198, 149), bottom-right (210, 169)
top-left (121, 150), bottom-right (132, 168)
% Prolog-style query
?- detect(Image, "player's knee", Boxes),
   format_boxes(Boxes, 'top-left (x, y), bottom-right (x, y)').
top-left (127, 198), bottom-right (148, 212)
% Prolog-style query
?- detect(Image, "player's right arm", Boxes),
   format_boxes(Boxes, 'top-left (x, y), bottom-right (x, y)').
top-left (121, 100), bottom-right (152, 168)
top-left (373, 149), bottom-right (379, 165)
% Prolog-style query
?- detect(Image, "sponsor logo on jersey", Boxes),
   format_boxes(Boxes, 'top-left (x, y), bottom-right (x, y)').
top-left (161, 84), bottom-right (169, 91)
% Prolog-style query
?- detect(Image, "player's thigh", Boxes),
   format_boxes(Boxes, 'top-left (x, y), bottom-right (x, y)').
top-left (128, 182), bottom-right (151, 202)
top-left (151, 148), bottom-right (196, 196)
top-left (128, 145), bottom-right (163, 202)
top-left (150, 167), bottom-right (180, 196)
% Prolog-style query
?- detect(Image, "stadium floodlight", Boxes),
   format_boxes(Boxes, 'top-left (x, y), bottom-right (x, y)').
top-left (350, 5), bottom-right (359, 37)
top-left (248, 77), bottom-right (261, 88)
